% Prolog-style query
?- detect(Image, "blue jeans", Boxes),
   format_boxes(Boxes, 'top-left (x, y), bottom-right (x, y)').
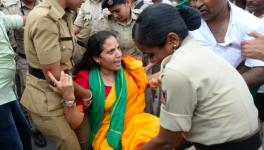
top-left (0, 100), bottom-right (32, 150)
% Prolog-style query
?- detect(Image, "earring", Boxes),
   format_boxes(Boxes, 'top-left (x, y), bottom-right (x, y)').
top-left (173, 44), bottom-right (177, 49)
top-left (95, 60), bottom-right (100, 65)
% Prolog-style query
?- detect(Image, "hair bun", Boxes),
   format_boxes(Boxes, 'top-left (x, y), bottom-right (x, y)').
top-left (178, 5), bottom-right (201, 31)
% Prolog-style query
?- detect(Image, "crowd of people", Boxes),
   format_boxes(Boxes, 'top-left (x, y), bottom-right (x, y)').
top-left (0, 0), bottom-right (264, 150)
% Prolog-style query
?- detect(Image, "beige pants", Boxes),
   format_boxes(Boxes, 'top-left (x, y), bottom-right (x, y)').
top-left (29, 112), bottom-right (81, 150)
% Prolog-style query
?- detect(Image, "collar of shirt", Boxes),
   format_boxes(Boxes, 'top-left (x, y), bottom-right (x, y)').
top-left (222, 2), bottom-right (236, 45)
top-left (189, 2), bottom-right (245, 67)
top-left (199, 2), bottom-right (235, 46)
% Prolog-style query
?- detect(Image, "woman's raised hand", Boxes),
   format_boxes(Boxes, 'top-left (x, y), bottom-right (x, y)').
top-left (47, 71), bottom-right (75, 100)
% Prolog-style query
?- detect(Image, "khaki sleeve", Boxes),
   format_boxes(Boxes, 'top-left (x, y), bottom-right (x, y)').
top-left (160, 68), bottom-right (197, 132)
top-left (31, 16), bottom-right (61, 65)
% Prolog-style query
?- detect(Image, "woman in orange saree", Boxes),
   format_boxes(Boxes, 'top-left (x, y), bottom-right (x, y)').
top-left (73, 31), bottom-right (160, 150)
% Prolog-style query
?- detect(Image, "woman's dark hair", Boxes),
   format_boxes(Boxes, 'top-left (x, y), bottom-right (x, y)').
top-left (74, 31), bottom-right (116, 75)
top-left (132, 4), bottom-right (201, 47)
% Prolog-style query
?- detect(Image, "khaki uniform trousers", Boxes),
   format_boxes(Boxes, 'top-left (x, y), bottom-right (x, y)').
top-left (22, 74), bottom-right (90, 150)
top-left (16, 56), bottom-right (28, 98)
top-left (29, 112), bottom-right (81, 150)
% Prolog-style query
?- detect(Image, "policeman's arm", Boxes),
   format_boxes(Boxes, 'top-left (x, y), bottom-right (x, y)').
top-left (41, 62), bottom-right (76, 99)
top-left (139, 127), bottom-right (185, 150)
top-left (33, 16), bottom-right (66, 91)
top-left (42, 62), bottom-right (62, 82)
top-left (42, 61), bottom-right (92, 104)
top-left (42, 61), bottom-right (77, 100)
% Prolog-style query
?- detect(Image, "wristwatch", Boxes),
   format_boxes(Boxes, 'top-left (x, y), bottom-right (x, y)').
top-left (63, 99), bottom-right (75, 107)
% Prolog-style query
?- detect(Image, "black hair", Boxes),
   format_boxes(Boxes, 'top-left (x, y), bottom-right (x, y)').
top-left (132, 4), bottom-right (201, 47)
top-left (102, 0), bottom-right (127, 9)
top-left (74, 31), bottom-right (117, 75)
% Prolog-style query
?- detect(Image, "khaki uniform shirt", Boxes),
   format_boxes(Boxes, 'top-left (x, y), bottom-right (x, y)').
top-left (159, 36), bottom-right (259, 145)
top-left (0, 0), bottom-right (19, 48)
top-left (14, 0), bottom-right (40, 55)
top-left (103, 1), bottom-right (149, 57)
top-left (21, 0), bottom-right (75, 116)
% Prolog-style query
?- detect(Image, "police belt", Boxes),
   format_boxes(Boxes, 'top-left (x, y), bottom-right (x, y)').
top-left (29, 66), bottom-right (46, 80)
top-left (28, 66), bottom-right (71, 80)
top-left (193, 128), bottom-right (262, 150)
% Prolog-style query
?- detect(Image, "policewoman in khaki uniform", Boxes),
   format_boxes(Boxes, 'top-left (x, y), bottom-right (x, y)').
top-left (133, 4), bottom-right (262, 150)
top-left (20, 0), bottom-right (86, 149)
top-left (102, 0), bottom-right (149, 59)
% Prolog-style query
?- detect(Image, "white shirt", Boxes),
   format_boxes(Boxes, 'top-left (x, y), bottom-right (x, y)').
top-left (189, 2), bottom-right (264, 68)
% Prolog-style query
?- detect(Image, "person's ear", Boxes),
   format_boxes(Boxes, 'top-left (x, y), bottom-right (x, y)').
top-left (92, 56), bottom-right (100, 64)
top-left (166, 32), bottom-right (180, 50)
